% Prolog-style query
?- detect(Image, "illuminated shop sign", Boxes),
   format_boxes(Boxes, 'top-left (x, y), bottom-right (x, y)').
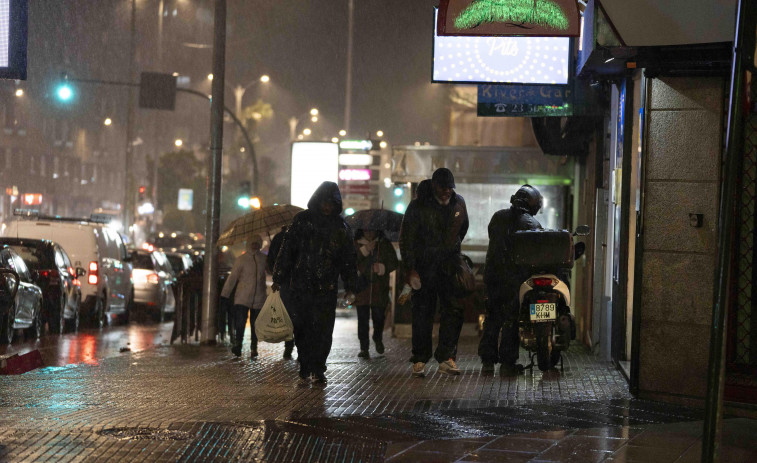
top-left (339, 169), bottom-right (371, 181)
top-left (290, 142), bottom-right (339, 209)
top-left (433, 9), bottom-right (569, 84)
top-left (0, 0), bottom-right (27, 79)
top-left (339, 154), bottom-right (374, 166)
top-left (436, 0), bottom-right (580, 37)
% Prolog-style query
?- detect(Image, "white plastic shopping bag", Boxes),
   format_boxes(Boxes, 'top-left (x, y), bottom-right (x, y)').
top-left (255, 292), bottom-right (294, 343)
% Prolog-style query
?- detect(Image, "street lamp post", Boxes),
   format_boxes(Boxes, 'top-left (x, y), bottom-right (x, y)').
top-left (288, 108), bottom-right (320, 141)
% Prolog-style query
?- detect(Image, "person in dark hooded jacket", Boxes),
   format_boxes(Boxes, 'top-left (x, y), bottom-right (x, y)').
top-left (272, 181), bottom-right (358, 384)
top-left (399, 168), bottom-right (469, 377)
top-left (479, 184), bottom-right (544, 376)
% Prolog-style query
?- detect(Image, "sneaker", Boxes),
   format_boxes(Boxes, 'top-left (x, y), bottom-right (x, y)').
top-left (375, 340), bottom-right (385, 355)
top-left (412, 362), bottom-right (426, 377)
top-left (500, 363), bottom-right (525, 377)
top-left (250, 349), bottom-right (258, 358)
top-left (438, 359), bottom-right (461, 376)
top-left (231, 346), bottom-right (242, 357)
top-left (312, 372), bottom-right (327, 384)
top-left (283, 346), bottom-right (293, 360)
top-left (358, 350), bottom-right (370, 359)
top-left (297, 370), bottom-right (310, 385)
top-left (481, 361), bottom-right (495, 374)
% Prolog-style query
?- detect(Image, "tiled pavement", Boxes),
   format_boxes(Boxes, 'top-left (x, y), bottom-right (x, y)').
top-left (0, 315), bottom-right (755, 462)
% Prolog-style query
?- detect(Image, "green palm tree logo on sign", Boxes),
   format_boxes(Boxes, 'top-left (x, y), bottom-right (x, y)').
top-left (455, 0), bottom-right (569, 31)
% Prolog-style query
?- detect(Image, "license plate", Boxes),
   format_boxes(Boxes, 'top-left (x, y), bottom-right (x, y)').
top-left (530, 303), bottom-right (556, 322)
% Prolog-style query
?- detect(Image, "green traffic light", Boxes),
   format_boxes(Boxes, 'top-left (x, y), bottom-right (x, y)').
top-left (56, 83), bottom-right (74, 102)
top-left (237, 197), bottom-right (250, 208)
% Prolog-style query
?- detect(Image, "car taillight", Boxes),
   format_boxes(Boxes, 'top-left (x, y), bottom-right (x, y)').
top-left (147, 273), bottom-right (160, 285)
top-left (88, 261), bottom-right (99, 285)
top-left (532, 277), bottom-right (554, 287)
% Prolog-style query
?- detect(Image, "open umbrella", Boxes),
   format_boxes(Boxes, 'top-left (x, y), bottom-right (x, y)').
top-left (345, 209), bottom-right (404, 241)
top-left (217, 204), bottom-right (303, 247)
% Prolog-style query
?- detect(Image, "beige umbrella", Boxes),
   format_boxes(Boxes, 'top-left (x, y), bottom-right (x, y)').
top-left (217, 204), bottom-right (303, 247)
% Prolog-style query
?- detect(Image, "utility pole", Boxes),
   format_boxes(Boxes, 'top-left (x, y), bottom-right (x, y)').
top-left (200, 0), bottom-right (227, 344)
top-left (124, 0), bottom-right (137, 230)
top-left (343, 0), bottom-right (354, 135)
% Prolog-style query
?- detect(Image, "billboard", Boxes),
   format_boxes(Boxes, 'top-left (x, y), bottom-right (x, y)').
top-left (433, 8), bottom-right (569, 84)
top-left (290, 142), bottom-right (339, 209)
top-left (0, 0), bottom-right (27, 80)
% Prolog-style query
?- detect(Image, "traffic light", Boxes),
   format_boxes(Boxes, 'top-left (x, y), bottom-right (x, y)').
top-left (138, 185), bottom-right (147, 201)
top-left (55, 82), bottom-right (74, 102)
top-left (237, 181), bottom-right (252, 209)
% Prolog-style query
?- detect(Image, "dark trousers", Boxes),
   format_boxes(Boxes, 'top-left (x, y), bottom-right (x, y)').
top-left (410, 280), bottom-right (463, 364)
top-left (357, 304), bottom-right (385, 351)
top-left (232, 304), bottom-right (260, 349)
top-left (478, 287), bottom-right (520, 365)
top-left (288, 291), bottom-right (337, 376)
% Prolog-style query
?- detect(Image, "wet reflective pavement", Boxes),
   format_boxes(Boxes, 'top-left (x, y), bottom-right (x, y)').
top-left (0, 316), bottom-right (755, 462)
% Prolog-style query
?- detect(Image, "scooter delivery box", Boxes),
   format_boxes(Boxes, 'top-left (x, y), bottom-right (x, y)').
top-left (509, 230), bottom-right (574, 270)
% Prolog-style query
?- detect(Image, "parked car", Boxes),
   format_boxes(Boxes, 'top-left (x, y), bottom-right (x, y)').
top-left (130, 249), bottom-right (176, 321)
top-left (164, 251), bottom-right (193, 276)
top-left (0, 247), bottom-right (44, 344)
top-left (0, 238), bottom-right (83, 334)
top-left (3, 213), bottom-right (134, 327)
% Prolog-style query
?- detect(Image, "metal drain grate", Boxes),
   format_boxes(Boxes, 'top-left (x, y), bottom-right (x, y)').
top-left (98, 427), bottom-right (193, 441)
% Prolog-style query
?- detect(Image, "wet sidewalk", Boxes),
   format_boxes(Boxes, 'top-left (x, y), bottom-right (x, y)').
top-left (0, 316), bottom-right (755, 462)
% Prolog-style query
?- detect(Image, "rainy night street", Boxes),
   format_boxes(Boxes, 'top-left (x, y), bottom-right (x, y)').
top-left (0, 314), bottom-right (754, 462)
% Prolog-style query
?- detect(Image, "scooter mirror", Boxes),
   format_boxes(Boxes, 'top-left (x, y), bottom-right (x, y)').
top-left (574, 225), bottom-right (590, 236)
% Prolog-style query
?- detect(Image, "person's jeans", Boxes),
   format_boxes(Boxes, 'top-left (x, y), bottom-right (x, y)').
top-left (287, 291), bottom-right (337, 376)
top-left (478, 287), bottom-right (520, 365)
top-left (357, 304), bottom-right (385, 351)
top-left (409, 280), bottom-right (463, 364)
top-left (232, 304), bottom-right (260, 350)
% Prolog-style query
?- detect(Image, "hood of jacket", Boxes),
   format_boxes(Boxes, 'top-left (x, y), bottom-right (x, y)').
top-left (307, 181), bottom-right (343, 215)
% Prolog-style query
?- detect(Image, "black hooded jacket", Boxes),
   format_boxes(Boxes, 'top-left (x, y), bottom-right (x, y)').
top-left (484, 204), bottom-right (543, 291)
top-left (399, 179), bottom-right (469, 283)
top-left (272, 182), bottom-right (358, 294)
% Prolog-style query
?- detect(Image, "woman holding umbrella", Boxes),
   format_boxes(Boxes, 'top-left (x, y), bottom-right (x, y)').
top-left (354, 229), bottom-right (398, 359)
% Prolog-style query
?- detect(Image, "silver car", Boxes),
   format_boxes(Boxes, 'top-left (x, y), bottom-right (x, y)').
top-left (129, 250), bottom-right (176, 322)
top-left (1, 247), bottom-right (44, 343)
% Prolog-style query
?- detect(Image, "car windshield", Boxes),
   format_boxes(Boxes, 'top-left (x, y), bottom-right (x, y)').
top-left (132, 252), bottom-right (155, 270)
top-left (5, 244), bottom-right (53, 270)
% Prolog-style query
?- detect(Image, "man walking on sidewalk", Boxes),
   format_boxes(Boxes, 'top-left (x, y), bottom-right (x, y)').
top-left (272, 182), bottom-right (358, 384)
top-left (399, 168), bottom-right (469, 377)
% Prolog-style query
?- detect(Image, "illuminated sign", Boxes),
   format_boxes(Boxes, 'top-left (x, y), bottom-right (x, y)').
top-left (339, 140), bottom-right (377, 151)
top-left (177, 188), bottom-right (193, 211)
top-left (477, 83), bottom-right (572, 116)
top-left (433, 9), bottom-right (570, 84)
top-left (339, 169), bottom-right (371, 181)
top-left (0, 0), bottom-right (27, 80)
top-left (339, 154), bottom-right (373, 166)
top-left (291, 142), bottom-right (339, 209)
top-left (437, 0), bottom-right (580, 37)
top-left (22, 193), bottom-right (41, 205)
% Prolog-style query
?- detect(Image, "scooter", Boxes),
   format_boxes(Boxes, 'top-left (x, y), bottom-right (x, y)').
top-left (512, 225), bottom-right (590, 371)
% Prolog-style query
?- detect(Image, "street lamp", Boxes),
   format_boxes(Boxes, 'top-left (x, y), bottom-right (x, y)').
top-left (339, 129), bottom-right (347, 136)
top-left (376, 130), bottom-right (384, 138)
top-left (175, 139), bottom-right (183, 147)
top-left (14, 89), bottom-right (23, 97)
top-left (230, 74), bottom-right (270, 119)
top-left (289, 107), bottom-right (320, 141)
top-left (104, 118), bottom-right (113, 126)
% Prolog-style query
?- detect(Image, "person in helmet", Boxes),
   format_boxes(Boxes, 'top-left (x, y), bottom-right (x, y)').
top-left (479, 184), bottom-right (543, 376)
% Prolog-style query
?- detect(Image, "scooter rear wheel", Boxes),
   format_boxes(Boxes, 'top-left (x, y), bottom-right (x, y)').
top-left (535, 322), bottom-right (553, 371)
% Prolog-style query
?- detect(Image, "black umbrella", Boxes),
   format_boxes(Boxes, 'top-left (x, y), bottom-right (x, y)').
top-left (345, 209), bottom-right (404, 241)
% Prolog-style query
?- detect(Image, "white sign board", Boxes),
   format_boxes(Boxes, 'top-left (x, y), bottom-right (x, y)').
top-left (290, 142), bottom-right (339, 209)
top-left (177, 188), bottom-right (193, 211)
top-left (0, 0), bottom-right (8, 67)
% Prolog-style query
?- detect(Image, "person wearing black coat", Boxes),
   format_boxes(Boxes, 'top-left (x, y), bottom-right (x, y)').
top-left (266, 226), bottom-right (295, 360)
top-left (479, 184), bottom-right (544, 376)
top-left (271, 182), bottom-right (358, 384)
top-left (399, 168), bottom-right (469, 377)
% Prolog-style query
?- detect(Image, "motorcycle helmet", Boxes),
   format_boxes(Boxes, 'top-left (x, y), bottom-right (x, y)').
top-left (510, 184), bottom-right (543, 215)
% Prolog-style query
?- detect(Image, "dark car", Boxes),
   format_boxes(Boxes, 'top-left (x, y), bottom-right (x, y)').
top-left (164, 251), bottom-right (193, 276)
top-left (0, 247), bottom-right (44, 344)
top-left (0, 238), bottom-right (83, 334)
